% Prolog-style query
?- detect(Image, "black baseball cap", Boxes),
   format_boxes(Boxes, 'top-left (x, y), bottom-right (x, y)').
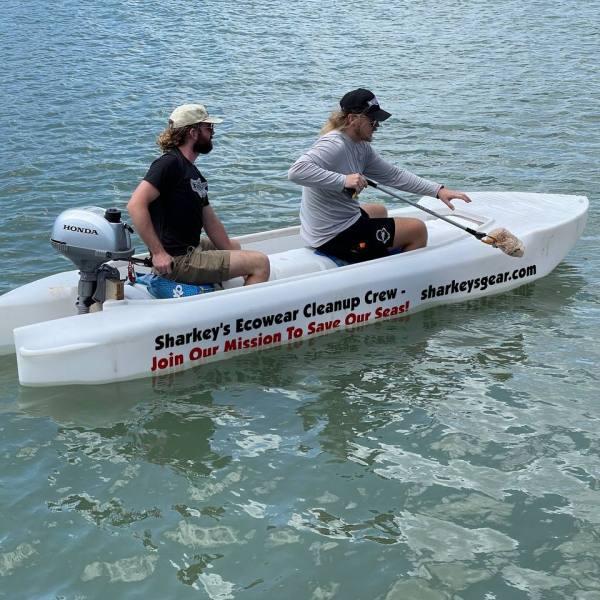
top-left (339, 88), bottom-right (391, 121)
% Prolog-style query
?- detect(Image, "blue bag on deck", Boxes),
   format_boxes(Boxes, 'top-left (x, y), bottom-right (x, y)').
top-left (135, 273), bottom-right (215, 298)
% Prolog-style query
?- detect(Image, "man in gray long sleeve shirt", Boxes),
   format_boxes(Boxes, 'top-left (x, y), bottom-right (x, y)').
top-left (288, 88), bottom-right (470, 262)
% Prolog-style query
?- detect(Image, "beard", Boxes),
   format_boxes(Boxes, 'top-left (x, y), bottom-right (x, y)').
top-left (193, 138), bottom-right (213, 154)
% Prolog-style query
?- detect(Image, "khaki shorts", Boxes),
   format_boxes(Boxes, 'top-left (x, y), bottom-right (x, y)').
top-left (163, 238), bottom-right (231, 284)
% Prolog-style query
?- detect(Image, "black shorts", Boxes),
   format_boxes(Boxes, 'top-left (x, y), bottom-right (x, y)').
top-left (317, 209), bottom-right (396, 264)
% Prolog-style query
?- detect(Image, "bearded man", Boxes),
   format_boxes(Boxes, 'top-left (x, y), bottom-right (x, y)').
top-left (128, 103), bottom-right (269, 285)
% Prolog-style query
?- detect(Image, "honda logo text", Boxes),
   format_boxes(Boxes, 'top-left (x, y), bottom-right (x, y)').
top-left (63, 224), bottom-right (99, 235)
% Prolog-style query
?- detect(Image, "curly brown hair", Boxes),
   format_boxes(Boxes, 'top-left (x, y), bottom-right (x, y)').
top-left (156, 122), bottom-right (196, 152)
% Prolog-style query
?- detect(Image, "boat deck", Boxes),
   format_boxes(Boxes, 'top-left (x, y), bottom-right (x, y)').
top-left (124, 210), bottom-right (485, 298)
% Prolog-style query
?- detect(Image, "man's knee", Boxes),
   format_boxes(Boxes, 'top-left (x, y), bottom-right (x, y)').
top-left (414, 219), bottom-right (427, 245)
top-left (406, 219), bottom-right (427, 248)
top-left (252, 251), bottom-right (270, 279)
top-left (393, 217), bottom-right (427, 250)
top-left (229, 250), bottom-right (270, 282)
top-left (362, 203), bottom-right (388, 218)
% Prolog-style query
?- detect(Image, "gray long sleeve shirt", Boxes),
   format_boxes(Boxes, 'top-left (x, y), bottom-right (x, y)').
top-left (288, 130), bottom-right (442, 247)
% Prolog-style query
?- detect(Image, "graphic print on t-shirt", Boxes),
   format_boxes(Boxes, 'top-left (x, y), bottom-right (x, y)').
top-left (190, 178), bottom-right (208, 199)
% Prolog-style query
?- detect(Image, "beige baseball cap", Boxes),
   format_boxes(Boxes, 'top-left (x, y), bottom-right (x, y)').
top-left (168, 103), bottom-right (224, 128)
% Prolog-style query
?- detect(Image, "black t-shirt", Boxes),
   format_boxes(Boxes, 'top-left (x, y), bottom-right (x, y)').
top-left (144, 148), bottom-right (210, 256)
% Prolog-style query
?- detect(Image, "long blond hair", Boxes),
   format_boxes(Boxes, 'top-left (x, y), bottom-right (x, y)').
top-left (319, 110), bottom-right (352, 136)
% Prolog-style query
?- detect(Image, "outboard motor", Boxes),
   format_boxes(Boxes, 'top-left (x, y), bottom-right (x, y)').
top-left (51, 207), bottom-right (135, 313)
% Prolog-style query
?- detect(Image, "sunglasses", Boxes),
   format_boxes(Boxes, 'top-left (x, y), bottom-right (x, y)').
top-left (362, 115), bottom-right (379, 128)
top-left (195, 122), bottom-right (214, 132)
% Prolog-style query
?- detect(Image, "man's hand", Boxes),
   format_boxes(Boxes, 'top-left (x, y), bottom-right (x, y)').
top-left (437, 187), bottom-right (471, 210)
top-left (152, 250), bottom-right (173, 275)
top-left (344, 173), bottom-right (368, 195)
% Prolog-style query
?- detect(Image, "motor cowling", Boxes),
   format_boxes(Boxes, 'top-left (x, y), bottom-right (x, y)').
top-left (51, 207), bottom-right (135, 313)
top-left (51, 206), bottom-right (134, 270)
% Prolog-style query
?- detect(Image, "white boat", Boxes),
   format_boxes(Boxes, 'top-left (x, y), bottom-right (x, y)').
top-left (0, 192), bottom-right (588, 386)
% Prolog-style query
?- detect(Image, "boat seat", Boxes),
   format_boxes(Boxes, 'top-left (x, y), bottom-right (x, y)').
top-left (218, 247), bottom-right (343, 290)
top-left (268, 247), bottom-right (342, 280)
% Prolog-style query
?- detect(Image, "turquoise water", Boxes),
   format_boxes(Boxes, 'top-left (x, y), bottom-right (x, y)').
top-left (1, 1), bottom-right (599, 598)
